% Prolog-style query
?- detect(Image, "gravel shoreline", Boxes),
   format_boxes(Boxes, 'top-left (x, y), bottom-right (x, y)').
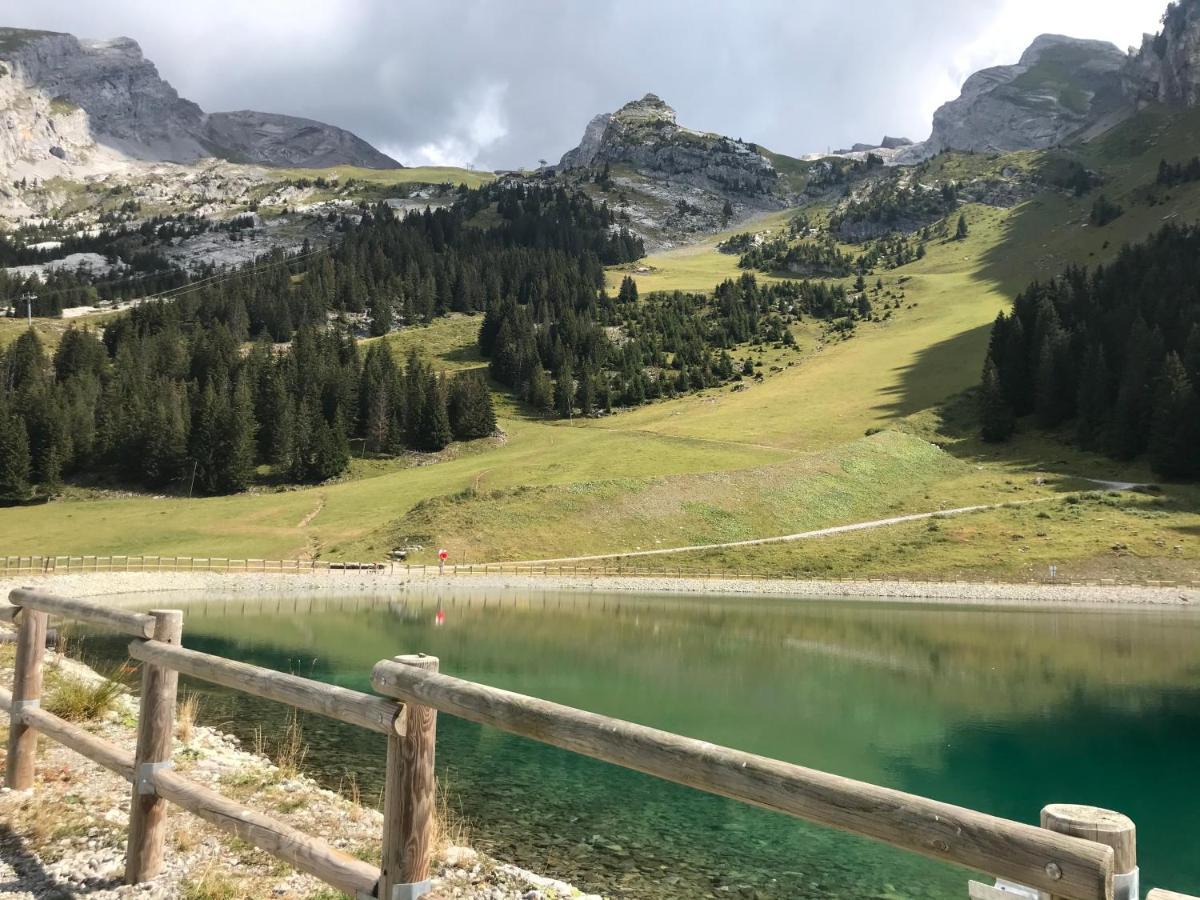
top-left (0, 632), bottom-right (598, 899)
top-left (1, 570), bottom-right (1196, 608)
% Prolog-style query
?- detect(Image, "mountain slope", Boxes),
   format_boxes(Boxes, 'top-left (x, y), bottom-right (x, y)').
top-left (0, 27), bottom-right (399, 176)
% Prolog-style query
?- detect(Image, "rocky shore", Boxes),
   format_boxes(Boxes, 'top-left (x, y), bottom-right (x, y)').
top-left (0, 633), bottom-right (598, 899)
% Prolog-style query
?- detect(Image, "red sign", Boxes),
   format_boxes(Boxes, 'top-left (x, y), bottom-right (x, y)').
top-left (438, 549), bottom-right (448, 561)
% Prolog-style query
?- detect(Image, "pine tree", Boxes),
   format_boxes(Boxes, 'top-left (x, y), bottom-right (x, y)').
top-left (1148, 354), bottom-right (1200, 478)
top-left (527, 366), bottom-right (553, 412)
top-left (418, 375), bottom-right (452, 451)
top-left (0, 406), bottom-right (31, 501)
top-left (447, 375), bottom-right (496, 440)
top-left (1074, 344), bottom-right (1110, 450)
top-left (955, 214), bottom-right (969, 241)
top-left (218, 379), bottom-right (256, 493)
top-left (979, 355), bottom-right (1014, 442)
top-left (555, 359), bottom-right (575, 419)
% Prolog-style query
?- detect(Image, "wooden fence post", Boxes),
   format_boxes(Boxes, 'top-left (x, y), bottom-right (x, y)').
top-left (380, 654), bottom-right (439, 900)
top-left (5, 605), bottom-right (49, 790)
top-left (126, 609), bottom-right (184, 883)
top-left (1041, 804), bottom-right (1135, 900)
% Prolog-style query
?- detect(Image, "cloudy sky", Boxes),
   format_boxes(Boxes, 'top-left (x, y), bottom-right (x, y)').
top-left (5, 0), bottom-right (1168, 170)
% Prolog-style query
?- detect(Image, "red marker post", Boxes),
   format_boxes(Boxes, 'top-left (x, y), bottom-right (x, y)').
top-left (438, 548), bottom-right (448, 575)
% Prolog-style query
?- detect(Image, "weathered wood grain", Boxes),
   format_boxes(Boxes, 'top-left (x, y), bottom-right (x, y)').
top-left (5, 607), bottom-right (48, 790)
top-left (372, 660), bottom-right (1115, 900)
top-left (126, 610), bottom-right (183, 883)
top-left (0, 685), bottom-right (136, 781)
top-left (128, 640), bottom-right (404, 736)
top-left (149, 766), bottom-right (380, 897)
top-left (9, 588), bottom-right (156, 638)
top-left (381, 654), bottom-right (438, 898)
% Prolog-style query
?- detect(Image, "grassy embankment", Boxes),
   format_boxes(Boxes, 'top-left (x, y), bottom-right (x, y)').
top-left (2, 108), bottom-right (1200, 580)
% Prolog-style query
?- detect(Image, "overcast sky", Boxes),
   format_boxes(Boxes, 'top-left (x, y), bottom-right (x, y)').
top-left (4, 0), bottom-right (1168, 170)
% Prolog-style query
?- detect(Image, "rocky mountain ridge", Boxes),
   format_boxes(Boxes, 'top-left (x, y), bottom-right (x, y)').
top-left (0, 26), bottom-right (398, 178)
top-left (558, 93), bottom-right (781, 198)
top-left (900, 2), bottom-right (1200, 161)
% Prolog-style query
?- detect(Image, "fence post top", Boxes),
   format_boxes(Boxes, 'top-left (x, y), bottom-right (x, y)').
top-left (1041, 804), bottom-right (1135, 834)
top-left (392, 654), bottom-right (439, 672)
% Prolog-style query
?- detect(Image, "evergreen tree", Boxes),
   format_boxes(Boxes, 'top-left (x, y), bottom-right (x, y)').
top-left (555, 359), bottom-right (575, 419)
top-left (417, 374), bottom-right (452, 451)
top-left (0, 405), bottom-right (31, 501)
top-left (1148, 354), bottom-right (1200, 478)
top-left (218, 378), bottom-right (256, 493)
top-left (1074, 344), bottom-right (1110, 450)
top-left (955, 214), bottom-right (969, 241)
top-left (979, 356), bottom-right (1014, 442)
top-left (527, 366), bottom-right (553, 412)
top-left (447, 375), bottom-right (496, 440)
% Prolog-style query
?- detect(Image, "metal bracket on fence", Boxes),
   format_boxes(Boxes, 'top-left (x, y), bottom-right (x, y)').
top-left (968, 880), bottom-right (1038, 900)
top-left (390, 880), bottom-right (431, 900)
top-left (10, 699), bottom-right (40, 716)
top-left (137, 761), bottom-right (173, 796)
top-left (1114, 867), bottom-right (1139, 900)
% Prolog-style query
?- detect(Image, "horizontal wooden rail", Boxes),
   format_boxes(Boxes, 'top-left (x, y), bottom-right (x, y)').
top-left (0, 685), bottom-right (136, 781)
top-left (129, 640), bottom-right (405, 736)
top-left (9, 588), bottom-right (156, 638)
top-left (0, 684), bottom-right (379, 898)
top-left (0, 606), bottom-right (17, 623)
top-left (372, 660), bottom-right (1115, 900)
top-left (148, 766), bottom-right (380, 897)
top-left (1148, 890), bottom-right (1200, 899)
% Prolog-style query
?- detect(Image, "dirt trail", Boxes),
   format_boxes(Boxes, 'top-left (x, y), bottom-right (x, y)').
top-left (503, 498), bottom-right (1050, 566)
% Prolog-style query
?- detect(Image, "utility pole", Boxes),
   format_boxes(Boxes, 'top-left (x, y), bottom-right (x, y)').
top-left (20, 292), bottom-right (35, 327)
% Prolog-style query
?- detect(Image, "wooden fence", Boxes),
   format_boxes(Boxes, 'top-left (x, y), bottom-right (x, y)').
top-left (1, 587), bottom-right (1197, 900)
top-left (2, 554), bottom-right (1197, 589)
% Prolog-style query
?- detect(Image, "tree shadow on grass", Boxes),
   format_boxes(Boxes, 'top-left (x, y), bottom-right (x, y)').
top-left (870, 322), bottom-right (993, 421)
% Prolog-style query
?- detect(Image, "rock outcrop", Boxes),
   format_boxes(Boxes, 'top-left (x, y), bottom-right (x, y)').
top-left (558, 93), bottom-right (779, 197)
top-left (899, 35), bottom-right (1130, 162)
top-left (1129, 0), bottom-right (1200, 107)
top-left (0, 26), bottom-right (399, 176)
top-left (557, 113), bottom-right (611, 169)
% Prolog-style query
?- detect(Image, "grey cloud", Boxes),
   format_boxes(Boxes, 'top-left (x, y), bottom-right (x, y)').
top-left (1, 0), bottom-right (1167, 169)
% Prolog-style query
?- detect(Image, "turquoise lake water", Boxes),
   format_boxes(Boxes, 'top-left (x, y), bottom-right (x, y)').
top-left (85, 590), bottom-right (1200, 898)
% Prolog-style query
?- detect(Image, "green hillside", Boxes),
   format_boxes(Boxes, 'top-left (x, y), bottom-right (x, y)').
top-left (3, 107), bottom-right (1200, 580)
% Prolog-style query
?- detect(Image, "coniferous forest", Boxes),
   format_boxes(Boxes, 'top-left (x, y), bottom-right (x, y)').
top-left (0, 180), bottom-right (862, 499)
top-left (979, 223), bottom-right (1200, 479)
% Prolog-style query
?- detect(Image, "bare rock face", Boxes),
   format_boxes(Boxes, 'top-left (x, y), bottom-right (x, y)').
top-left (204, 111), bottom-right (399, 169)
top-left (558, 113), bottom-right (611, 169)
top-left (1130, 0), bottom-right (1200, 107)
top-left (558, 93), bottom-right (779, 197)
top-left (898, 35), bottom-right (1130, 162)
top-left (0, 26), bottom-right (399, 175)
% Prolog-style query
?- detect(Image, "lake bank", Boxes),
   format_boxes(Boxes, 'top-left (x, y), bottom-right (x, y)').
top-left (1, 570), bottom-right (1196, 608)
top-left (0, 626), bottom-right (596, 899)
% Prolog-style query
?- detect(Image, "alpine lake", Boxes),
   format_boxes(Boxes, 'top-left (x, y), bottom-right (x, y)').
top-left (80, 588), bottom-right (1200, 899)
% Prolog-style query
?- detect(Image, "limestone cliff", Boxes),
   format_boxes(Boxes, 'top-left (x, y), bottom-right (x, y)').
top-left (0, 27), bottom-right (399, 177)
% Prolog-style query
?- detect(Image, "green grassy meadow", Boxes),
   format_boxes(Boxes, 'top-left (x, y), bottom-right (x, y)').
top-left (3, 107), bottom-right (1200, 579)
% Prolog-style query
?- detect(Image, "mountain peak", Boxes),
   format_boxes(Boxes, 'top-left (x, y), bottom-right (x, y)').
top-left (613, 93), bottom-right (677, 126)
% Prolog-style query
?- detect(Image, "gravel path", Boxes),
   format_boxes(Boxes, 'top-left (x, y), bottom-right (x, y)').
top-left (1, 570), bottom-right (1195, 608)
